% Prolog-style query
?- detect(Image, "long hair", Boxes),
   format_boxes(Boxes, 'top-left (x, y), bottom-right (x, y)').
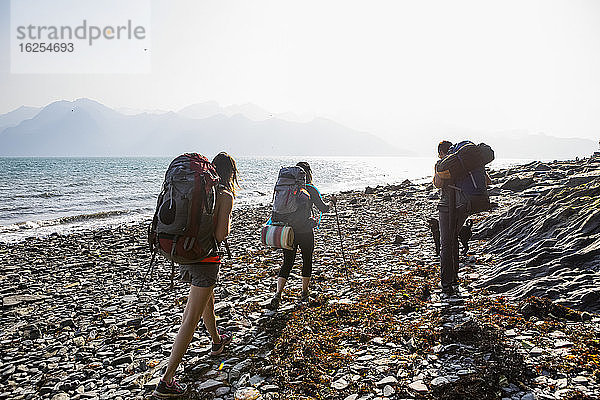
top-left (212, 152), bottom-right (239, 197)
top-left (296, 161), bottom-right (312, 184)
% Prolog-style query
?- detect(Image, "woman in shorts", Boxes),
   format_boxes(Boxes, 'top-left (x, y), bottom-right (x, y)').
top-left (152, 151), bottom-right (238, 399)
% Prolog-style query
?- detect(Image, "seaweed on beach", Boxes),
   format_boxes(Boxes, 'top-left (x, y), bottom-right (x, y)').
top-left (434, 320), bottom-right (533, 400)
top-left (466, 294), bottom-right (600, 383)
top-left (267, 259), bottom-right (544, 400)
top-left (519, 296), bottom-right (590, 322)
top-left (268, 265), bottom-right (441, 399)
top-left (271, 299), bottom-right (361, 398)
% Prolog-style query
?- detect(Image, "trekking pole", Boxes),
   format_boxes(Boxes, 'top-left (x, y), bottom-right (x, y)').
top-left (137, 249), bottom-right (157, 296)
top-left (333, 202), bottom-right (348, 271)
top-left (448, 183), bottom-right (459, 286)
top-left (224, 238), bottom-right (232, 259)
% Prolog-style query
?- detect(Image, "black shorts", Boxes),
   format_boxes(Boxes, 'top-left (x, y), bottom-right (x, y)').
top-left (179, 263), bottom-right (220, 288)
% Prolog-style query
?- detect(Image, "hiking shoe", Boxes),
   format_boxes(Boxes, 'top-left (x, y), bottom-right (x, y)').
top-left (210, 332), bottom-right (232, 356)
top-left (300, 290), bottom-right (311, 301)
top-left (152, 378), bottom-right (187, 399)
top-left (268, 293), bottom-right (281, 310)
top-left (441, 285), bottom-right (456, 296)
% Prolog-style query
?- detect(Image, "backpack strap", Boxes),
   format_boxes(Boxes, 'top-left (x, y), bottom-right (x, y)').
top-left (223, 238), bottom-right (232, 258)
top-left (456, 154), bottom-right (479, 189)
top-left (212, 184), bottom-right (231, 259)
top-left (149, 188), bottom-right (165, 252)
top-left (168, 236), bottom-right (178, 290)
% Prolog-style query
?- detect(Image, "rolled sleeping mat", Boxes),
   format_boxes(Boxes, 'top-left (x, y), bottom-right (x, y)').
top-left (261, 225), bottom-right (295, 250)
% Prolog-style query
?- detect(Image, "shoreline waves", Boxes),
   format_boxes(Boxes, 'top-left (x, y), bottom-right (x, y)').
top-left (0, 156), bottom-right (531, 244)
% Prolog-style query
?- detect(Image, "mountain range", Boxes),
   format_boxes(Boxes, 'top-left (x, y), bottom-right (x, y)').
top-left (0, 98), bottom-right (597, 158)
top-left (0, 99), bottom-right (403, 157)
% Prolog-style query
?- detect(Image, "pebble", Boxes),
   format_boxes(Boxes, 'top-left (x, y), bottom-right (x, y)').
top-left (529, 347), bottom-right (544, 356)
top-left (375, 376), bottom-right (397, 387)
top-left (332, 378), bottom-right (350, 390)
top-left (430, 376), bottom-right (450, 387)
top-left (572, 376), bottom-right (588, 384)
top-left (554, 340), bottom-right (573, 348)
top-left (198, 378), bottom-right (223, 391)
top-left (234, 387), bottom-right (260, 400)
top-left (383, 385), bottom-right (395, 396)
top-left (408, 380), bottom-right (428, 392)
top-left (215, 386), bottom-right (231, 396)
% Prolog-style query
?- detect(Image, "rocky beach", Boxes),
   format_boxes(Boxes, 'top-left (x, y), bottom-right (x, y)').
top-left (1, 156), bottom-right (600, 400)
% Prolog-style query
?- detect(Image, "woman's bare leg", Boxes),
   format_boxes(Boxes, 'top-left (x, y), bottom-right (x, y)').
top-left (301, 276), bottom-right (310, 292)
top-left (163, 285), bottom-right (213, 382)
top-left (201, 291), bottom-right (221, 343)
top-left (276, 277), bottom-right (287, 295)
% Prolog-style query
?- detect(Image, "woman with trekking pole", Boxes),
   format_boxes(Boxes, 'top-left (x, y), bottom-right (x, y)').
top-left (268, 161), bottom-right (337, 309)
top-left (152, 152), bottom-right (238, 399)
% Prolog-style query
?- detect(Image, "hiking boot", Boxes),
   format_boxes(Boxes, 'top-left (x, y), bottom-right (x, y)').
top-left (441, 285), bottom-right (456, 296)
top-left (152, 378), bottom-right (187, 399)
top-left (210, 332), bottom-right (232, 356)
top-left (268, 293), bottom-right (281, 310)
top-left (300, 290), bottom-right (311, 301)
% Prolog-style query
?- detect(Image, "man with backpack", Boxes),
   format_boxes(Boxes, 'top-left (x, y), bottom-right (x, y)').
top-left (434, 140), bottom-right (493, 295)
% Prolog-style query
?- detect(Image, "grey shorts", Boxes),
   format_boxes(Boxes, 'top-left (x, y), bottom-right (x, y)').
top-left (179, 263), bottom-right (220, 288)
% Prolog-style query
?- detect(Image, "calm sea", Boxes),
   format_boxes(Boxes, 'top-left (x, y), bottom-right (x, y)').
top-left (0, 156), bottom-right (526, 242)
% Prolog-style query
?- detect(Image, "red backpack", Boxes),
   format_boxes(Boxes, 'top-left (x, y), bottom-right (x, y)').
top-left (145, 154), bottom-right (220, 289)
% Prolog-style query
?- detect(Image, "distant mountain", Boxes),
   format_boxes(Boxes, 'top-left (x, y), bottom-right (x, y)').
top-left (473, 133), bottom-right (596, 160)
top-left (4, 99), bottom-right (592, 159)
top-left (0, 98), bottom-right (405, 157)
top-left (179, 101), bottom-right (274, 121)
top-left (116, 107), bottom-right (170, 115)
top-left (399, 128), bottom-right (597, 159)
top-left (222, 103), bottom-right (274, 121)
top-left (178, 101), bottom-right (314, 122)
top-left (0, 105), bottom-right (41, 132)
top-left (178, 101), bottom-right (224, 119)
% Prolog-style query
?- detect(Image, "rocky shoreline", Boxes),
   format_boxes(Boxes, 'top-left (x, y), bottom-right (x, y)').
top-left (1, 157), bottom-right (600, 400)
top-left (475, 158), bottom-right (600, 312)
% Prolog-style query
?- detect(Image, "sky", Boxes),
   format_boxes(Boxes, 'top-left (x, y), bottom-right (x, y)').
top-left (1, 0), bottom-right (600, 151)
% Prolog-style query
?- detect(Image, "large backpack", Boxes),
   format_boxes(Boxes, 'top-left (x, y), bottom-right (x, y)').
top-left (271, 166), bottom-right (310, 226)
top-left (437, 141), bottom-right (494, 180)
top-left (437, 141), bottom-right (495, 214)
top-left (150, 153), bottom-right (221, 266)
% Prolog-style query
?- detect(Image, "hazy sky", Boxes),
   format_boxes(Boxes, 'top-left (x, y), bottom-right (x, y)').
top-left (1, 0), bottom-right (600, 149)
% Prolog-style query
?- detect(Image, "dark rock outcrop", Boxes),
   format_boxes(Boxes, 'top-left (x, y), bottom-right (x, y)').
top-left (475, 159), bottom-right (600, 312)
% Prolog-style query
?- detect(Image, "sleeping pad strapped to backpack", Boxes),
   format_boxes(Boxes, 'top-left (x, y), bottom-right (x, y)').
top-left (149, 153), bottom-right (221, 264)
top-left (436, 141), bottom-right (495, 214)
top-left (260, 166), bottom-right (310, 250)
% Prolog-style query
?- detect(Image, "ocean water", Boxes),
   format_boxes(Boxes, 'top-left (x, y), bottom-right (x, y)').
top-left (0, 156), bottom-right (527, 242)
